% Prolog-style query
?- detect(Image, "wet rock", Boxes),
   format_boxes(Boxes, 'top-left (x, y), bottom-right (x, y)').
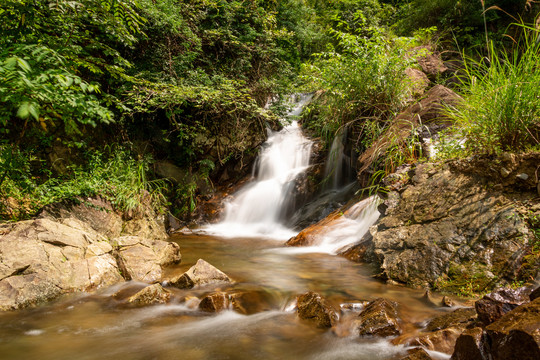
top-left (484, 298), bottom-right (540, 360)
top-left (354, 298), bottom-right (402, 337)
top-left (296, 291), bottom-right (338, 328)
top-left (199, 292), bottom-right (230, 313)
top-left (286, 211), bottom-right (342, 247)
top-left (475, 287), bottom-right (530, 325)
top-left (425, 308), bottom-right (476, 332)
top-left (169, 259), bottom-right (231, 289)
top-left (127, 284), bottom-right (171, 306)
top-left (451, 327), bottom-right (487, 360)
top-left (400, 347), bottom-right (433, 360)
top-left (452, 298), bottom-right (540, 360)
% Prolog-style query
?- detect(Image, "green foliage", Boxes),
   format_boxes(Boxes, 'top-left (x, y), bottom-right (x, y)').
top-left (443, 30), bottom-right (540, 155)
top-left (0, 45), bottom-right (113, 135)
top-left (300, 30), bottom-right (413, 146)
top-left (0, 145), bottom-right (167, 220)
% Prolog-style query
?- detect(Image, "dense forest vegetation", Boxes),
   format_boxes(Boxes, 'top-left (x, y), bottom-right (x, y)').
top-left (1, 0), bottom-right (539, 221)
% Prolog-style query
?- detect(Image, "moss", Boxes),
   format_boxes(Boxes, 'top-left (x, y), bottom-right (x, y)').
top-left (434, 262), bottom-right (497, 297)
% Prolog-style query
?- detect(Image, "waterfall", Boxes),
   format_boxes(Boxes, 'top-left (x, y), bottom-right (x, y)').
top-left (323, 127), bottom-right (355, 189)
top-left (204, 94), bottom-right (313, 239)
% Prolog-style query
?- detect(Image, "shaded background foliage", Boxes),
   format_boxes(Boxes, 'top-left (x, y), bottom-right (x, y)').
top-left (1, 0), bottom-right (539, 220)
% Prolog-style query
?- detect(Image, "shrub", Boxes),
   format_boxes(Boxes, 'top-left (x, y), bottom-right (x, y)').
top-left (444, 30), bottom-right (540, 154)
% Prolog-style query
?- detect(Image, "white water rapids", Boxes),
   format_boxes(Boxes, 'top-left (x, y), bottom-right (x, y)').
top-left (204, 94), bottom-right (380, 254)
top-left (204, 95), bottom-right (313, 239)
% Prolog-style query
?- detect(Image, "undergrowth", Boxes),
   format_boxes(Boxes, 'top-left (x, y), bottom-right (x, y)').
top-left (0, 145), bottom-right (167, 221)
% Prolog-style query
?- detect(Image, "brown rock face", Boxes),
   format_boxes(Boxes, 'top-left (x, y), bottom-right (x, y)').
top-left (169, 259), bottom-right (231, 289)
top-left (199, 292), bottom-right (230, 313)
top-left (296, 291), bottom-right (338, 328)
top-left (358, 154), bottom-right (540, 292)
top-left (354, 298), bottom-right (401, 337)
top-left (475, 287), bottom-right (530, 325)
top-left (127, 284), bottom-right (171, 306)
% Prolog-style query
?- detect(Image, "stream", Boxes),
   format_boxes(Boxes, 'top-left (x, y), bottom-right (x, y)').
top-left (0, 95), bottom-right (454, 360)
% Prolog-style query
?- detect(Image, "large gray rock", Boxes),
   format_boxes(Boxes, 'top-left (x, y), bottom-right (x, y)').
top-left (356, 154), bottom-right (539, 292)
top-left (0, 198), bottom-right (179, 311)
top-left (169, 259), bottom-right (231, 289)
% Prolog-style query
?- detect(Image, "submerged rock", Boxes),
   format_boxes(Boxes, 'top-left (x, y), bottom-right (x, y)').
top-left (353, 298), bottom-right (402, 337)
top-left (169, 259), bottom-right (231, 289)
top-left (475, 287), bottom-right (530, 325)
top-left (296, 291), bottom-right (338, 328)
top-left (402, 307), bottom-right (476, 354)
top-left (199, 292), bottom-right (230, 313)
top-left (127, 284), bottom-right (171, 306)
top-left (400, 347), bottom-right (433, 360)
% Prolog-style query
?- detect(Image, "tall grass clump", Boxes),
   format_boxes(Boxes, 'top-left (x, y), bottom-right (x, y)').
top-left (446, 29), bottom-right (540, 154)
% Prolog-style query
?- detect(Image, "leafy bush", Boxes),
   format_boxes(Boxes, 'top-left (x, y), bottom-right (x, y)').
top-left (444, 30), bottom-right (540, 154)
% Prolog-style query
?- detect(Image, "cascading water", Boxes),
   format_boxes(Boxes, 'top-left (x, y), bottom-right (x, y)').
top-left (323, 126), bottom-right (355, 189)
top-left (276, 196), bottom-right (381, 255)
top-left (204, 94), bottom-right (313, 239)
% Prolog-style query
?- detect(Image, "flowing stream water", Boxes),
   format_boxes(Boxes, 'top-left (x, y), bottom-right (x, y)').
top-left (0, 96), bottom-right (453, 360)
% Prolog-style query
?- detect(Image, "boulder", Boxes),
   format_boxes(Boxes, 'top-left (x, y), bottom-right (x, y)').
top-left (484, 298), bottom-right (540, 360)
top-left (405, 308), bottom-right (476, 354)
top-left (199, 292), bottom-right (230, 313)
top-left (127, 284), bottom-right (171, 306)
top-left (358, 154), bottom-right (540, 292)
top-left (405, 68), bottom-right (430, 97)
top-left (475, 287), bottom-right (530, 325)
top-left (0, 198), bottom-right (178, 311)
top-left (169, 259), bottom-right (231, 289)
top-left (451, 298), bottom-right (540, 360)
top-left (417, 50), bottom-right (448, 79)
top-left (296, 291), bottom-right (338, 328)
top-left (354, 298), bottom-right (401, 337)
